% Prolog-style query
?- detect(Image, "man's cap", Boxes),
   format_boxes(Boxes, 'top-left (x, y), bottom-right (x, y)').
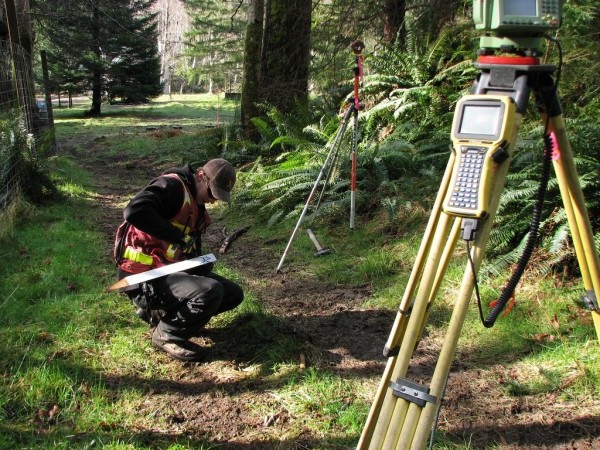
top-left (202, 158), bottom-right (236, 203)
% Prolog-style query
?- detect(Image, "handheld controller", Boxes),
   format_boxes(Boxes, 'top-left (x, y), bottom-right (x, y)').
top-left (443, 95), bottom-right (517, 218)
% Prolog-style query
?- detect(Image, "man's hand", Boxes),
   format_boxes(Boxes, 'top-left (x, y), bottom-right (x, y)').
top-left (179, 234), bottom-right (199, 256)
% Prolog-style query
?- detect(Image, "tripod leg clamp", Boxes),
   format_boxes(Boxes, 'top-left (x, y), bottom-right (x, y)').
top-left (382, 302), bottom-right (414, 357)
top-left (389, 378), bottom-right (438, 407)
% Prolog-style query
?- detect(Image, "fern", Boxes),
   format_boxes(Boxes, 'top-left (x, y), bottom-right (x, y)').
top-left (485, 115), bottom-right (600, 274)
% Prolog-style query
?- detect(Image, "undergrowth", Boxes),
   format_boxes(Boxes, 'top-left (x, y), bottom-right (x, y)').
top-left (0, 95), bottom-right (598, 449)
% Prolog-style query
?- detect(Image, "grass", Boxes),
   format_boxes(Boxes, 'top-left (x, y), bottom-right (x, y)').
top-left (1, 94), bottom-right (599, 449)
top-left (0, 200), bottom-right (138, 448)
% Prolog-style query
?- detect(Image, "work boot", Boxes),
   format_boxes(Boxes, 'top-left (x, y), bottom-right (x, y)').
top-left (178, 326), bottom-right (208, 339)
top-left (151, 327), bottom-right (206, 362)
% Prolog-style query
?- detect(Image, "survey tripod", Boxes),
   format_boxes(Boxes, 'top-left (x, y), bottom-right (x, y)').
top-left (356, 51), bottom-right (600, 449)
top-left (275, 40), bottom-right (365, 273)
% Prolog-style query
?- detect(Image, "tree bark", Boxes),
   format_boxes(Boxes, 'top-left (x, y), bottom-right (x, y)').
top-left (40, 50), bottom-right (57, 153)
top-left (261, 0), bottom-right (311, 114)
top-left (241, 0), bottom-right (264, 141)
top-left (153, 0), bottom-right (190, 94)
top-left (383, 0), bottom-right (406, 48)
top-left (88, 4), bottom-right (102, 116)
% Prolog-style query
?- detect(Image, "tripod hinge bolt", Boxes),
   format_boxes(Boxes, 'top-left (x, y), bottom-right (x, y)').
top-left (383, 345), bottom-right (399, 358)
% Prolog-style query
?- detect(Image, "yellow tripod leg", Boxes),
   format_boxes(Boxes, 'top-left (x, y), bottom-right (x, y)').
top-left (368, 211), bottom-right (456, 449)
top-left (548, 115), bottom-right (600, 339)
top-left (388, 206), bottom-right (496, 449)
top-left (362, 110), bottom-right (522, 449)
top-left (384, 153), bottom-right (458, 354)
top-left (414, 219), bottom-right (463, 346)
top-left (407, 113), bottom-right (522, 449)
top-left (382, 220), bottom-right (462, 450)
top-left (357, 154), bottom-right (457, 448)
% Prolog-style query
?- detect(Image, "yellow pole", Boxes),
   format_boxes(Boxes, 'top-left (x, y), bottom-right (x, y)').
top-left (380, 400), bottom-right (409, 450)
top-left (367, 212), bottom-right (455, 448)
top-left (415, 219), bottom-right (463, 344)
top-left (548, 115), bottom-right (600, 339)
top-left (408, 113), bottom-right (522, 449)
top-left (357, 155), bottom-right (457, 449)
top-left (384, 154), bottom-right (458, 353)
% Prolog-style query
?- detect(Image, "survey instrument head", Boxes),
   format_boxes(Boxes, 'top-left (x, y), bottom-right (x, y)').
top-left (473, 0), bottom-right (562, 54)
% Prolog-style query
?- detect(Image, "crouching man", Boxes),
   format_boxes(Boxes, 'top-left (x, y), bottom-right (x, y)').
top-left (113, 158), bottom-right (244, 362)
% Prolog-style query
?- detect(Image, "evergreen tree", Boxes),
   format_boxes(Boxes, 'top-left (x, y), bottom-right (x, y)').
top-left (184, 0), bottom-right (246, 93)
top-left (34, 0), bottom-right (162, 116)
top-left (261, 0), bottom-right (311, 113)
top-left (105, 2), bottom-right (163, 104)
top-left (241, 0), bottom-right (264, 141)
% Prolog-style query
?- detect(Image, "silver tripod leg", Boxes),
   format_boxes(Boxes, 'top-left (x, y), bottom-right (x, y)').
top-left (314, 106), bottom-right (354, 211)
top-left (275, 105), bottom-right (355, 273)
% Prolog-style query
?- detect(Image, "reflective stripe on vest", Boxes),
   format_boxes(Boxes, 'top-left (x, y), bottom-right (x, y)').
top-left (118, 173), bottom-right (204, 274)
top-left (164, 178), bottom-right (193, 260)
top-left (123, 246), bottom-right (154, 266)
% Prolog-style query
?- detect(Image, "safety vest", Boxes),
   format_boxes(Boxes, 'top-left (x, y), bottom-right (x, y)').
top-left (117, 174), bottom-right (211, 274)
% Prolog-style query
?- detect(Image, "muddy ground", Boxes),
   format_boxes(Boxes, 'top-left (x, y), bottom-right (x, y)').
top-left (65, 132), bottom-right (600, 449)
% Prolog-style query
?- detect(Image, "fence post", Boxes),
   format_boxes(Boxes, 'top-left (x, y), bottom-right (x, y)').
top-left (40, 49), bottom-right (57, 154)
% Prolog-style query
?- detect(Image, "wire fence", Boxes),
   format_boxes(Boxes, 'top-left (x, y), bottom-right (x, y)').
top-left (0, 39), bottom-right (51, 216)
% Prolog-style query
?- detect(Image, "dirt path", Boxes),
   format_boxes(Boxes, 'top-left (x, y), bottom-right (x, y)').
top-left (66, 136), bottom-right (600, 449)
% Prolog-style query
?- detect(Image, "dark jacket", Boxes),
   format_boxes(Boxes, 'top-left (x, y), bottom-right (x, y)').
top-left (124, 164), bottom-right (204, 246)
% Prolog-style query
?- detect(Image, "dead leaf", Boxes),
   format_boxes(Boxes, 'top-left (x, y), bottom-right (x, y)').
top-left (47, 404), bottom-right (61, 420)
top-left (263, 411), bottom-right (282, 427)
top-left (532, 333), bottom-right (556, 343)
top-left (551, 314), bottom-right (560, 330)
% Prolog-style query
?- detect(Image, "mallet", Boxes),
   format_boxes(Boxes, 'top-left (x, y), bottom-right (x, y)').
top-left (306, 229), bottom-right (331, 257)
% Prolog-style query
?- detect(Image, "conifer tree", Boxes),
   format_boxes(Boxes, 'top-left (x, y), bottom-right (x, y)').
top-left (260, 0), bottom-right (311, 113)
top-left (35, 0), bottom-right (162, 116)
top-left (183, 0), bottom-right (246, 93)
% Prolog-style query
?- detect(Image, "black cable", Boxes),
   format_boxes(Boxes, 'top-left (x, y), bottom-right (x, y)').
top-left (481, 37), bottom-right (563, 327)
top-left (427, 375), bottom-right (449, 450)
top-left (467, 240), bottom-right (488, 325)
top-left (546, 35), bottom-right (563, 95)
top-left (482, 134), bottom-right (553, 327)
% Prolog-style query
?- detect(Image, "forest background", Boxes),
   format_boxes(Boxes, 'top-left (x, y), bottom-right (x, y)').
top-left (3, 0), bottom-right (598, 271)
top-left (1, 0), bottom-right (600, 449)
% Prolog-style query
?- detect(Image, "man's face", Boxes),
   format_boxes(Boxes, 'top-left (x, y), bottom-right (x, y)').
top-left (195, 171), bottom-right (217, 205)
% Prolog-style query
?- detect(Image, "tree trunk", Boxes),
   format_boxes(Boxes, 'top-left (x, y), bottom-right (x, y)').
top-left (241, 0), bottom-right (264, 142)
top-left (416, 0), bottom-right (462, 47)
top-left (88, 4), bottom-right (102, 116)
top-left (18, 0), bottom-right (33, 55)
top-left (153, 0), bottom-right (189, 95)
top-left (261, 0), bottom-right (311, 114)
top-left (40, 50), bottom-right (57, 153)
top-left (383, 0), bottom-right (406, 48)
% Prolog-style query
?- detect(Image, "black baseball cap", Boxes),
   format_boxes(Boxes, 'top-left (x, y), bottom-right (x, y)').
top-left (202, 159), bottom-right (236, 203)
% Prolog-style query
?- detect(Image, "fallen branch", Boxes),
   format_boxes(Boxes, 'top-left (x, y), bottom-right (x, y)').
top-left (219, 226), bottom-right (250, 254)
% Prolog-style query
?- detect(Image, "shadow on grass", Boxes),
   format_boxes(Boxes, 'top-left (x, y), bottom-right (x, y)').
top-left (2, 414), bottom-right (599, 449)
top-left (443, 415), bottom-right (600, 448)
top-left (0, 425), bottom-right (360, 449)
